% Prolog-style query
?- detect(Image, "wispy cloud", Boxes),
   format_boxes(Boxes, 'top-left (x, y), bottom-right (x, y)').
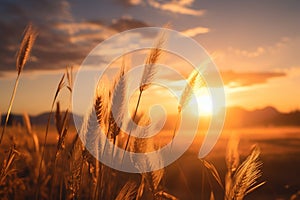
top-left (148, 0), bottom-right (205, 16)
top-left (119, 0), bottom-right (143, 6)
top-left (54, 21), bottom-right (116, 45)
top-left (228, 46), bottom-right (265, 58)
top-left (228, 37), bottom-right (291, 58)
top-left (110, 17), bottom-right (149, 32)
top-left (158, 67), bottom-right (286, 88)
top-left (221, 71), bottom-right (286, 87)
top-left (214, 37), bottom-right (300, 71)
top-left (181, 26), bottom-right (210, 37)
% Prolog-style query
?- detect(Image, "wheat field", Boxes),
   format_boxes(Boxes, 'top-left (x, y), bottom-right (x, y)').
top-left (0, 24), bottom-right (268, 200)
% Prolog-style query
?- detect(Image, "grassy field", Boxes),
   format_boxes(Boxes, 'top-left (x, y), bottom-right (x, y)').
top-left (1, 125), bottom-right (299, 199)
top-left (0, 24), bottom-right (294, 200)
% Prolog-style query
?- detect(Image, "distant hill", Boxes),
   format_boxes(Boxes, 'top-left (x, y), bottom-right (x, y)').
top-left (225, 106), bottom-right (300, 128)
top-left (1, 106), bottom-right (300, 128)
top-left (0, 112), bottom-right (82, 127)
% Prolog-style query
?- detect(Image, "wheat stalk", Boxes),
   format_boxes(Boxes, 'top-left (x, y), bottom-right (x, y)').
top-left (178, 69), bottom-right (205, 113)
top-left (0, 23), bottom-right (37, 144)
top-left (130, 119), bottom-right (164, 198)
top-left (50, 102), bottom-right (70, 198)
top-left (139, 31), bottom-right (165, 92)
top-left (93, 86), bottom-right (108, 199)
top-left (136, 176), bottom-right (145, 200)
top-left (51, 108), bottom-right (68, 199)
top-left (67, 135), bottom-right (84, 199)
top-left (16, 23), bottom-right (37, 75)
top-left (122, 31), bottom-right (165, 160)
top-left (50, 68), bottom-right (73, 199)
top-left (171, 69), bottom-right (205, 150)
top-left (115, 180), bottom-right (138, 200)
top-left (0, 145), bottom-right (20, 185)
top-left (23, 113), bottom-right (39, 153)
top-left (55, 103), bottom-right (70, 158)
top-left (100, 63), bottom-right (127, 161)
top-left (155, 191), bottom-right (178, 200)
top-left (109, 64), bottom-right (127, 140)
top-left (226, 134), bottom-right (240, 174)
top-left (36, 73), bottom-right (66, 200)
top-left (225, 134), bottom-right (240, 198)
top-left (227, 145), bottom-right (265, 200)
top-left (95, 95), bottom-right (104, 125)
top-left (66, 66), bottom-right (73, 92)
top-left (201, 159), bottom-right (224, 199)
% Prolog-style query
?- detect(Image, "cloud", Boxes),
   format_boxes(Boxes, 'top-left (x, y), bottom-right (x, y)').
top-left (227, 37), bottom-right (291, 59)
top-left (54, 21), bottom-right (117, 45)
top-left (158, 65), bottom-right (286, 88)
top-left (54, 22), bottom-right (106, 35)
top-left (228, 46), bottom-right (266, 58)
top-left (148, 0), bottom-right (205, 16)
top-left (214, 37), bottom-right (300, 71)
top-left (0, 1), bottom-right (152, 75)
top-left (119, 0), bottom-right (143, 6)
top-left (110, 17), bottom-right (149, 32)
top-left (0, 24), bottom-right (88, 72)
top-left (0, 0), bottom-right (72, 22)
top-left (0, 0), bottom-right (79, 72)
top-left (221, 71), bottom-right (286, 87)
top-left (181, 26), bottom-right (210, 37)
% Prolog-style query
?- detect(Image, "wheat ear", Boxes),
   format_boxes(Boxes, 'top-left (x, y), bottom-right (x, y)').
top-left (122, 31), bottom-right (165, 160)
top-left (227, 145), bottom-right (265, 200)
top-left (67, 135), bottom-right (84, 199)
top-left (100, 63), bottom-right (127, 161)
top-left (225, 133), bottom-right (240, 198)
top-left (178, 69), bottom-right (205, 112)
top-left (115, 180), bottom-right (138, 200)
top-left (0, 23), bottom-right (37, 144)
top-left (171, 70), bottom-right (205, 150)
top-left (139, 31), bottom-right (165, 92)
top-left (109, 63), bottom-right (127, 140)
top-left (16, 23), bottom-right (37, 75)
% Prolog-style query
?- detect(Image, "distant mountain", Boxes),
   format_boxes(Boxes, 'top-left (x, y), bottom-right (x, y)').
top-left (225, 106), bottom-right (300, 127)
top-left (0, 112), bottom-right (82, 127)
top-left (1, 106), bottom-right (300, 128)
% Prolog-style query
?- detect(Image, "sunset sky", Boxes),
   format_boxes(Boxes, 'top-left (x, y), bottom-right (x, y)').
top-left (0, 0), bottom-right (300, 115)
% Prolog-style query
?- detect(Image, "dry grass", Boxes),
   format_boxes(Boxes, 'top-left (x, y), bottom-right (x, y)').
top-left (0, 23), bottom-right (266, 200)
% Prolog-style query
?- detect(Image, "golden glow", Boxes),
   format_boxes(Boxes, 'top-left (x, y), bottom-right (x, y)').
top-left (189, 93), bottom-right (213, 116)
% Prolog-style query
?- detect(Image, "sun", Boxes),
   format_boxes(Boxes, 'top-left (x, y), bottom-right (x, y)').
top-left (189, 93), bottom-right (213, 117)
top-left (197, 94), bottom-right (213, 116)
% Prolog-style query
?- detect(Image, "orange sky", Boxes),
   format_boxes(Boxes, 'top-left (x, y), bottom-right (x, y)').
top-left (0, 0), bottom-right (300, 115)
